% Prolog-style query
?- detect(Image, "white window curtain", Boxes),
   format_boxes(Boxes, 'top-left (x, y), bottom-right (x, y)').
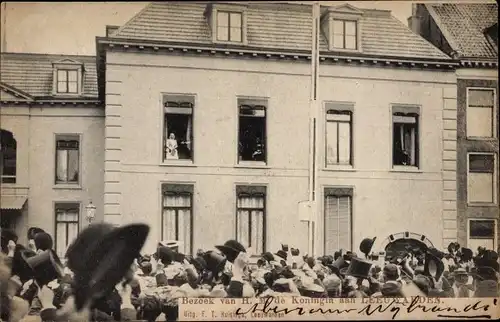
top-left (326, 113), bottom-right (351, 165)
top-left (163, 194), bottom-right (192, 254)
top-left (399, 125), bottom-right (416, 165)
top-left (56, 148), bottom-right (79, 182)
top-left (55, 209), bottom-right (79, 259)
top-left (324, 195), bottom-right (351, 255)
top-left (237, 195), bottom-right (264, 254)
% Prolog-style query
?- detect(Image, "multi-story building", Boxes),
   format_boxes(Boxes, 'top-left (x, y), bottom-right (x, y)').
top-left (0, 53), bottom-right (105, 257)
top-left (409, 2), bottom-right (499, 252)
top-left (2, 2), bottom-right (460, 257)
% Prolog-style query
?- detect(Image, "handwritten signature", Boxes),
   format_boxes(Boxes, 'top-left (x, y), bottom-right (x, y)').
top-left (234, 297), bottom-right (496, 320)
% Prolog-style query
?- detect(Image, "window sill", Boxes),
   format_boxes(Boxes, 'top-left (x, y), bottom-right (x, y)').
top-left (236, 161), bottom-right (269, 169)
top-left (323, 165), bottom-right (356, 172)
top-left (466, 136), bottom-right (497, 141)
top-left (160, 160), bottom-right (196, 167)
top-left (390, 166), bottom-right (422, 173)
top-left (467, 202), bottom-right (498, 207)
top-left (53, 184), bottom-right (82, 190)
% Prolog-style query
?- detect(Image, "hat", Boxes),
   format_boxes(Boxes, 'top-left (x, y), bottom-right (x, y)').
top-left (203, 250), bottom-right (227, 274)
top-left (34, 232), bottom-right (53, 251)
top-left (359, 237), bottom-right (377, 258)
top-left (447, 242), bottom-right (460, 254)
top-left (189, 256), bottom-right (207, 272)
top-left (460, 248), bottom-right (473, 262)
top-left (157, 246), bottom-right (175, 265)
top-left (158, 240), bottom-right (181, 252)
top-left (291, 248), bottom-right (300, 256)
top-left (330, 256), bottom-right (350, 277)
top-left (383, 264), bottom-right (400, 280)
top-left (215, 240), bottom-right (246, 263)
top-left (452, 268), bottom-right (469, 278)
top-left (65, 223), bottom-right (150, 311)
top-left (272, 278), bottom-right (292, 293)
top-left (27, 227), bottom-right (45, 241)
top-left (262, 252), bottom-right (275, 262)
top-left (344, 257), bottom-right (373, 279)
top-left (323, 274), bottom-right (342, 291)
top-left (275, 250), bottom-right (288, 261)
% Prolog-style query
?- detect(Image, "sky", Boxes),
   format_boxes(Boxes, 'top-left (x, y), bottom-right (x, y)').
top-left (0, 1), bottom-right (492, 56)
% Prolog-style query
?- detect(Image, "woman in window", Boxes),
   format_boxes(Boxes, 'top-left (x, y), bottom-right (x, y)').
top-left (166, 133), bottom-right (179, 160)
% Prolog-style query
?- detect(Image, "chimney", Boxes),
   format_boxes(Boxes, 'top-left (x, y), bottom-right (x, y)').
top-left (106, 25), bottom-right (120, 37)
top-left (407, 3), bottom-right (422, 35)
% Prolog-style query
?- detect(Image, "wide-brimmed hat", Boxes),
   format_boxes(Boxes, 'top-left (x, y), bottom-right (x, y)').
top-left (452, 268), bottom-right (469, 278)
top-left (274, 250), bottom-right (288, 261)
top-left (215, 240), bottom-right (246, 263)
top-left (344, 257), bottom-right (373, 279)
top-left (65, 223), bottom-right (150, 311)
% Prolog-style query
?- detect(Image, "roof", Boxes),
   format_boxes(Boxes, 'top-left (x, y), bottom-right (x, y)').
top-left (109, 2), bottom-right (450, 60)
top-left (0, 52), bottom-right (98, 99)
top-left (425, 3), bottom-right (498, 59)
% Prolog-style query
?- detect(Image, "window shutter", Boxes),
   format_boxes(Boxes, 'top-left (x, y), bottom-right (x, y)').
top-left (324, 191), bottom-right (352, 255)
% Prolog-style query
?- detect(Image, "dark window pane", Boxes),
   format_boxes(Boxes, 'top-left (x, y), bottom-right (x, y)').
top-left (239, 111), bottom-right (266, 162)
top-left (469, 154), bottom-right (494, 173)
top-left (469, 220), bottom-right (495, 238)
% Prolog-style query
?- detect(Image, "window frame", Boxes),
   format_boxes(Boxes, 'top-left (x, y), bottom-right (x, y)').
top-left (332, 19), bottom-right (358, 50)
top-left (54, 202), bottom-right (80, 258)
top-left (207, 4), bottom-right (248, 45)
top-left (0, 129), bottom-right (17, 184)
top-left (324, 102), bottom-right (354, 168)
top-left (216, 10), bottom-right (243, 43)
top-left (466, 87), bottom-right (497, 139)
top-left (237, 97), bottom-right (268, 166)
top-left (54, 134), bottom-right (81, 186)
top-left (390, 105), bottom-right (421, 170)
top-left (161, 183), bottom-right (194, 255)
top-left (56, 69), bottom-right (79, 94)
top-left (161, 93), bottom-right (196, 165)
top-left (235, 185), bottom-right (267, 254)
top-left (467, 218), bottom-right (497, 251)
top-left (467, 152), bottom-right (498, 205)
top-left (323, 187), bottom-right (354, 256)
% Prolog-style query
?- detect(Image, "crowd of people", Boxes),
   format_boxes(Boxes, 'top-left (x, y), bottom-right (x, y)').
top-left (1, 223), bottom-right (499, 322)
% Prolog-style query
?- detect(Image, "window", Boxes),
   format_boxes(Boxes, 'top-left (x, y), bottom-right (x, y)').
top-left (325, 104), bottom-right (353, 166)
top-left (467, 88), bottom-right (495, 138)
top-left (0, 129), bottom-right (16, 183)
top-left (392, 106), bottom-right (419, 167)
top-left (163, 95), bottom-right (194, 162)
top-left (217, 11), bottom-right (242, 42)
top-left (238, 99), bottom-right (267, 163)
top-left (324, 188), bottom-right (352, 255)
top-left (236, 186), bottom-right (266, 254)
top-left (468, 153), bottom-right (496, 204)
top-left (162, 184), bottom-right (193, 254)
top-left (57, 69), bottom-right (78, 94)
top-left (55, 203), bottom-right (80, 259)
top-left (468, 219), bottom-right (496, 251)
top-left (55, 135), bottom-right (80, 184)
top-left (333, 20), bottom-right (357, 50)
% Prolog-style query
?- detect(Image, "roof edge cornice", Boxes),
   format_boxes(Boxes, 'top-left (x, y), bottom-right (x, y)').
top-left (0, 82), bottom-right (34, 101)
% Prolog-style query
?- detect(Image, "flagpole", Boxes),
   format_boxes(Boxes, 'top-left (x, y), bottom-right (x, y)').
top-left (308, 1), bottom-right (320, 256)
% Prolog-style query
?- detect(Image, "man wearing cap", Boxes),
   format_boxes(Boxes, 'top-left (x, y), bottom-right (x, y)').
top-left (380, 264), bottom-right (404, 297)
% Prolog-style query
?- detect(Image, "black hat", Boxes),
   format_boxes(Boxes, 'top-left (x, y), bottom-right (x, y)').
top-left (65, 223), bottom-right (150, 311)
top-left (34, 232), bottom-right (53, 251)
top-left (21, 249), bottom-right (64, 287)
top-left (157, 246), bottom-right (175, 265)
top-left (275, 250), bottom-right (288, 261)
top-left (27, 227), bottom-right (45, 241)
top-left (344, 257), bottom-right (373, 280)
top-left (189, 256), bottom-right (207, 272)
top-left (1, 228), bottom-right (18, 253)
top-left (330, 256), bottom-right (350, 277)
top-left (359, 237), bottom-right (377, 258)
top-left (215, 240), bottom-right (246, 263)
top-left (262, 252), bottom-right (275, 262)
top-left (202, 250), bottom-right (227, 275)
top-left (460, 248), bottom-right (473, 262)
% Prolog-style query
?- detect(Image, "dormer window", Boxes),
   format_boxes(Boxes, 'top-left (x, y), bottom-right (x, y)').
top-left (217, 11), bottom-right (242, 42)
top-left (333, 19), bottom-right (358, 50)
top-left (57, 69), bottom-right (79, 94)
top-left (321, 4), bottom-right (363, 53)
top-left (52, 59), bottom-right (84, 96)
top-left (205, 3), bottom-right (247, 45)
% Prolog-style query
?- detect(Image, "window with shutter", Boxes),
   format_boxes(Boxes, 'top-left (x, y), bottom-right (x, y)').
top-left (324, 188), bottom-right (353, 255)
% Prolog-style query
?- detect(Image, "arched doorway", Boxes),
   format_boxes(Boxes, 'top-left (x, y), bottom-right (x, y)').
top-left (1, 129), bottom-right (17, 184)
top-left (378, 232), bottom-right (435, 260)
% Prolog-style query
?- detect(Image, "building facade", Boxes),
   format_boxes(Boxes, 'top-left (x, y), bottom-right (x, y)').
top-left (0, 53), bottom-right (105, 257)
top-left (409, 2), bottom-right (499, 252)
top-left (2, 2), bottom-right (465, 257)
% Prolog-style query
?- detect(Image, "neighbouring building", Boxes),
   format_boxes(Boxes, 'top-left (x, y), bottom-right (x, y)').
top-left (409, 2), bottom-right (499, 252)
top-left (2, 1), bottom-right (461, 257)
top-left (0, 53), bottom-right (105, 257)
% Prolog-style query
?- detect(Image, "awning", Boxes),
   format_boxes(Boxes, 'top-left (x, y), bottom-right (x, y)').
top-left (0, 195), bottom-right (27, 210)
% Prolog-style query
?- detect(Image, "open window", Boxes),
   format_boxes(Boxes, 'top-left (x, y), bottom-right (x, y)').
top-left (0, 129), bottom-right (16, 184)
top-left (392, 106), bottom-right (420, 168)
top-left (238, 98), bottom-right (267, 164)
top-left (163, 95), bottom-right (194, 162)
